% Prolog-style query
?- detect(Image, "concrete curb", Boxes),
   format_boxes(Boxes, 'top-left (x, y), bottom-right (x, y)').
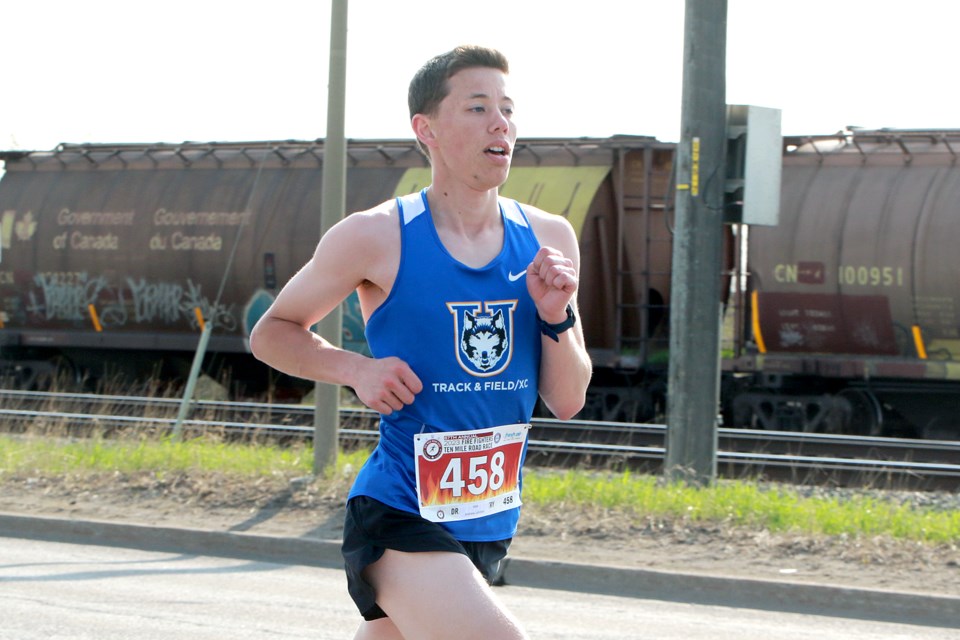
top-left (502, 557), bottom-right (960, 628)
top-left (2, 512), bottom-right (958, 629)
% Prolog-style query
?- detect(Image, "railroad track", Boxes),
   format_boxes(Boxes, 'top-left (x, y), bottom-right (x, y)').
top-left (3, 389), bottom-right (960, 490)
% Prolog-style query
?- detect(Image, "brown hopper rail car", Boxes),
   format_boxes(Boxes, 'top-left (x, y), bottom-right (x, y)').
top-left (2, 131), bottom-right (960, 438)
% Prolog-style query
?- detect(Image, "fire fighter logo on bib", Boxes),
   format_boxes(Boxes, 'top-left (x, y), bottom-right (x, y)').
top-left (414, 423), bottom-right (530, 523)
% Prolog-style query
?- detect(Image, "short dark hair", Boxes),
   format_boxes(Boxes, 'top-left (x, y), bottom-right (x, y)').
top-left (408, 45), bottom-right (510, 120)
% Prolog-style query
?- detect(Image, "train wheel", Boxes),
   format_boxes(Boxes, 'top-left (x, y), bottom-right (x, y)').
top-left (837, 389), bottom-right (883, 437)
top-left (919, 417), bottom-right (960, 441)
top-left (35, 355), bottom-right (85, 391)
top-left (6, 358), bottom-right (74, 391)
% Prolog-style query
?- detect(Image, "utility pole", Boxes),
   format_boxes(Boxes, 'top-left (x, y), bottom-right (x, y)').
top-left (664, 0), bottom-right (727, 485)
top-left (314, 0), bottom-right (348, 474)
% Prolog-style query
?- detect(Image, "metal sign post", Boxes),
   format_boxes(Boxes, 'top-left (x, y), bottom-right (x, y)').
top-left (313, 0), bottom-right (348, 474)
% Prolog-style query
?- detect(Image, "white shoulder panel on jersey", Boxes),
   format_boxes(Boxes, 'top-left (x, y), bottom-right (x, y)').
top-left (499, 197), bottom-right (530, 228)
top-left (399, 192), bottom-right (427, 225)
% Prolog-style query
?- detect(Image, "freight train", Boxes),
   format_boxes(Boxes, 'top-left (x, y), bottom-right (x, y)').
top-left (1, 130), bottom-right (959, 439)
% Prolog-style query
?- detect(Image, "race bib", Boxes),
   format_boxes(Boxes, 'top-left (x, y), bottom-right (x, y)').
top-left (414, 423), bottom-right (530, 523)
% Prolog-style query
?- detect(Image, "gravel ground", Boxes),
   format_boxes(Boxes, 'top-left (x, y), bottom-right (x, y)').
top-left (1, 470), bottom-right (958, 598)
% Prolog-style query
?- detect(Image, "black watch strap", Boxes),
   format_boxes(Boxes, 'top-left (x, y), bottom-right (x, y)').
top-left (538, 304), bottom-right (576, 342)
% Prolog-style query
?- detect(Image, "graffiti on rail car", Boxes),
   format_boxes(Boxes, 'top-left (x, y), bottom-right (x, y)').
top-left (23, 272), bottom-right (237, 332)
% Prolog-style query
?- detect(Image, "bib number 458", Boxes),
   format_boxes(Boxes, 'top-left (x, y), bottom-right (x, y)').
top-left (414, 423), bottom-right (529, 522)
top-left (440, 451), bottom-right (506, 497)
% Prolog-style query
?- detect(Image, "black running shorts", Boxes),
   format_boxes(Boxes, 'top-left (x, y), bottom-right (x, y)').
top-left (341, 495), bottom-right (511, 620)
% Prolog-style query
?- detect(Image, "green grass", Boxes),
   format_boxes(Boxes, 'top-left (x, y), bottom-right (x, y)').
top-left (522, 469), bottom-right (960, 544)
top-left (2, 434), bottom-right (307, 477)
top-left (2, 433), bottom-right (958, 545)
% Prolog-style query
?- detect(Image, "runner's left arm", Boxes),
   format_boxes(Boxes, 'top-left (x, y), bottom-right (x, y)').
top-left (526, 213), bottom-right (592, 420)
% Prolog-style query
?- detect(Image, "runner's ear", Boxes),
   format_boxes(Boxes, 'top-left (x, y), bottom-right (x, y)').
top-left (412, 113), bottom-right (438, 152)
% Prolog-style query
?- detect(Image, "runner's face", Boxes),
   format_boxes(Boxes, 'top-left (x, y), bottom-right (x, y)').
top-left (428, 67), bottom-right (516, 191)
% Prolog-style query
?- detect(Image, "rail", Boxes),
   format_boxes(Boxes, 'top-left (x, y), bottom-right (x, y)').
top-left (2, 389), bottom-right (959, 490)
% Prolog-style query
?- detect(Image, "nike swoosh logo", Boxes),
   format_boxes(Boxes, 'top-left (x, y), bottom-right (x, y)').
top-left (508, 270), bottom-right (527, 282)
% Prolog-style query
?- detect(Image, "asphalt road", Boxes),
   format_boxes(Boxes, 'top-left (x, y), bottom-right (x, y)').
top-left (2, 537), bottom-right (957, 640)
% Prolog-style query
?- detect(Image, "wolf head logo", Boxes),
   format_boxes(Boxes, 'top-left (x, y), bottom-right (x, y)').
top-left (448, 300), bottom-right (517, 377)
top-left (461, 309), bottom-right (508, 372)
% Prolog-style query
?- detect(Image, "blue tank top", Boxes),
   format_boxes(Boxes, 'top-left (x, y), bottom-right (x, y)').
top-left (348, 189), bottom-right (542, 542)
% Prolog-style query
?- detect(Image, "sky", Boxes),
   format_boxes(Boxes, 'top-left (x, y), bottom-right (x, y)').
top-left (2, 0), bottom-right (958, 151)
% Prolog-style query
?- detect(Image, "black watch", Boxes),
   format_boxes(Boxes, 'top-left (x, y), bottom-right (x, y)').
top-left (538, 304), bottom-right (576, 342)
